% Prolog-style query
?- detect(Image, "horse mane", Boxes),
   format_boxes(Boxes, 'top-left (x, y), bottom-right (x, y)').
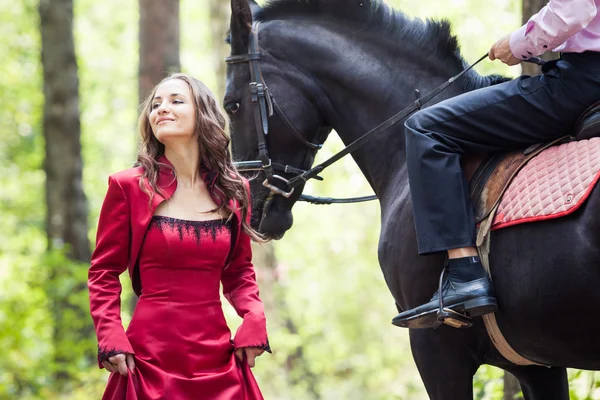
top-left (255, 0), bottom-right (509, 90)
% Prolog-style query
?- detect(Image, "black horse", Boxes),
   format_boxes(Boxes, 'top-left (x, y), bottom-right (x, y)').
top-left (224, 0), bottom-right (600, 398)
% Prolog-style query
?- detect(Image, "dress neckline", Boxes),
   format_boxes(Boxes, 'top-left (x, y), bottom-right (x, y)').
top-left (152, 215), bottom-right (229, 224)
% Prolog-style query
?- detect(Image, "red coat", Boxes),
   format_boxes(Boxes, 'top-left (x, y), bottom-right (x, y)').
top-left (88, 156), bottom-right (269, 368)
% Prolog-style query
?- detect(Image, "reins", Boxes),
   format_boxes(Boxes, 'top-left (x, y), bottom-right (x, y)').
top-left (286, 53), bottom-right (490, 192)
top-left (228, 22), bottom-right (546, 205)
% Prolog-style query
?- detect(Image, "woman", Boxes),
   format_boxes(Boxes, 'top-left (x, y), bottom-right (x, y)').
top-left (88, 73), bottom-right (270, 399)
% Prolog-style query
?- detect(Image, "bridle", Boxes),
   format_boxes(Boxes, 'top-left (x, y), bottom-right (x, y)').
top-left (225, 21), bottom-right (523, 205)
top-left (226, 22), bottom-right (378, 204)
top-left (226, 21), bottom-right (327, 200)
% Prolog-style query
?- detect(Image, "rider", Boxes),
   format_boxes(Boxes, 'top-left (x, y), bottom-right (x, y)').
top-left (394, 0), bottom-right (600, 328)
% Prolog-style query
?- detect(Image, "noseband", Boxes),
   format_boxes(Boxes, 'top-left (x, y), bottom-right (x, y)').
top-left (225, 22), bottom-right (498, 205)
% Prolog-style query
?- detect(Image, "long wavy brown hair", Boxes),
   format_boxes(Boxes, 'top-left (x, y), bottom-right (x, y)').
top-left (136, 73), bottom-right (262, 242)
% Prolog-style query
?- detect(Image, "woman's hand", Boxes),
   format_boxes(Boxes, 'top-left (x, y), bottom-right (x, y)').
top-left (489, 34), bottom-right (521, 66)
top-left (234, 347), bottom-right (265, 368)
top-left (102, 353), bottom-right (136, 376)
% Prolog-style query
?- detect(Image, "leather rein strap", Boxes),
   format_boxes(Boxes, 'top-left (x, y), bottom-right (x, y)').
top-left (227, 21), bottom-right (491, 203)
top-left (287, 54), bottom-right (544, 192)
top-left (285, 53), bottom-right (489, 190)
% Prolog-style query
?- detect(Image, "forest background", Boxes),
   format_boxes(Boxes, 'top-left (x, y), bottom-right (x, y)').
top-left (1, 0), bottom-right (598, 399)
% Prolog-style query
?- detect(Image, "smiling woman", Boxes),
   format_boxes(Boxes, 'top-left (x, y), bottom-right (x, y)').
top-left (87, 73), bottom-right (270, 400)
top-left (149, 81), bottom-right (196, 143)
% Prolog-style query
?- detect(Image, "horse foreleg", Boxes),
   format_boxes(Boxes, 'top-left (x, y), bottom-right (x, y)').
top-left (409, 326), bottom-right (484, 400)
top-left (504, 365), bottom-right (569, 400)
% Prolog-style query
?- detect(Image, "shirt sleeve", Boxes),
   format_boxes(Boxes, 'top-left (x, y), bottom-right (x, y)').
top-left (509, 0), bottom-right (597, 59)
top-left (88, 175), bottom-right (135, 368)
top-left (221, 188), bottom-right (271, 354)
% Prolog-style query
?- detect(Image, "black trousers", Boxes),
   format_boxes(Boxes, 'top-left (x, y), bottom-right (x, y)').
top-left (404, 52), bottom-right (600, 255)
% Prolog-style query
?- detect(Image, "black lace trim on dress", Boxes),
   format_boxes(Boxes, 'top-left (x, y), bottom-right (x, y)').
top-left (98, 345), bottom-right (127, 364)
top-left (249, 339), bottom-right (272, 354)
top-left (150, 216), bottom-right (231, 245)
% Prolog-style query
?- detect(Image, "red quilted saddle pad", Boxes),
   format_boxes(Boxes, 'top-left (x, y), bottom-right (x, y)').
top-left (491, 138), bottom-right (600, 231)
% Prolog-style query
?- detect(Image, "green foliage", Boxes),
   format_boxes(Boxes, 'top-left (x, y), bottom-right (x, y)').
top-left (0, 0), bottom-right (48, 395)
top-left (569, 370), bottom-right (600, 400)
top-left (473, 366), bottom-right (506, 400)
top-left (389, 0), bottom-right (522, 78)
top-left (44, 249), bottom-right (97, 388)
top-left (248, 135), bottom-right (427, 399)
top-left (0, 251), bottom-right (49, 399)
top-left (1, 0), bottom-right (597, 398)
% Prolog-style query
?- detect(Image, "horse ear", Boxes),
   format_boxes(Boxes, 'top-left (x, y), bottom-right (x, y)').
top-left (230, 0), bottom-right (252, 54)
top-left (248, 0), bottom-right (262, 15)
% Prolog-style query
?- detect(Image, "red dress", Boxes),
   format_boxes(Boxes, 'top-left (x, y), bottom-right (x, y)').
top-left (102, 216), bottom-right (263, 399)
top-left (88, 157), bottom-right (269, 400)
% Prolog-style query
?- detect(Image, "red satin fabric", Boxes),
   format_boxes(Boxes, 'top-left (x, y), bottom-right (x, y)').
top-left (102, 217), bottom-right (263, 400)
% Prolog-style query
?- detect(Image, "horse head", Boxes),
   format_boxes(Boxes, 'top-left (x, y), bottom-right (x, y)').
top-left (226, 0), bottom-right (332, 239)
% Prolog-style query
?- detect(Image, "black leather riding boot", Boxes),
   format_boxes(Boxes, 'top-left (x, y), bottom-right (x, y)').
top-left (392, 256), bottom-right (497, 329)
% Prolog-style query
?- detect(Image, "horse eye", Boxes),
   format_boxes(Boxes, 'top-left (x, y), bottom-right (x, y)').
top-left (225, 102), bottom-right (240, 114)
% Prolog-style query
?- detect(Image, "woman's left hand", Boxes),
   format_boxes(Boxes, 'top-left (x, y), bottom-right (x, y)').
top-left (235, 347), bottom-right (265, 368)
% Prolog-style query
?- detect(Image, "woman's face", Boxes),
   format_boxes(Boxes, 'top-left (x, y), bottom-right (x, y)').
top-left (149, 79), bottom-right (196, 144)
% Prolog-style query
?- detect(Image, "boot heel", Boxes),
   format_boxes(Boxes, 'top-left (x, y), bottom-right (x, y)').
top-left (463, 297), bottom-right (498, 317)
top-left (438, 308), bottom-right (473, 329)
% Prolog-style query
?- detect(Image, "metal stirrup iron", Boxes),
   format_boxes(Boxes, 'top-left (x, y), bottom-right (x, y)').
top-left (436, 267), bottom-right (473, 329)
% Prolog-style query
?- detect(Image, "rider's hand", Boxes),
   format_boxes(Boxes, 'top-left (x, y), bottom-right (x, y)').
top-left (489, 34), bottom-right (521, 66)
top-left (102, 353), bottom-right (136, 376)
top-left (234, 347), bottom-right (265, 368)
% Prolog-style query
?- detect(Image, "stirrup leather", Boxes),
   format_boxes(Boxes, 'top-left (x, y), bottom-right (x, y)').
top-left (435, 268), bottom-right (473, 329)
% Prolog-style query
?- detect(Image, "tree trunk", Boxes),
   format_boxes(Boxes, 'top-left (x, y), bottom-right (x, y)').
top-left (251, 243), bottom-right (321, 399)
top-left (208, 0), bottom-right (231, 100)
top-left (131, 0), bottom-right (180, 313)
top-left (504, 372), bottom-right (522, 400)
top-left (138, 0), bottom-right (180, 105)
top-left (39, 0), bottom-right (91, 389)
top-left (520, 0), bottom-right (559, 76)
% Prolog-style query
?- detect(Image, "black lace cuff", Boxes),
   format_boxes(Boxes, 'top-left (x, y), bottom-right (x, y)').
top-left (98, 345), bottom-right (128, 364)
top-left (249, 339), bottom-right (272, 354)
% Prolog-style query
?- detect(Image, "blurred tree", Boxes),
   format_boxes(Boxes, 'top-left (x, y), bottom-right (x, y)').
top-left (208, 0), bottom-right (229, 99)
top-left (521, 0), bottom-right (559, 76)
top-left (252, 242), bottom-right (322, 399)
top-left (130, 0), bottom-right (180, 313)
top-left (138, 0), bottom-right (180, 105)
top-left (39, 0), bottom-right (92, 390)
top-left (504, 371), bottom-right (521, 400)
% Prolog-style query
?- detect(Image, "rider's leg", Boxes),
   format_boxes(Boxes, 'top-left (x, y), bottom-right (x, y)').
top-left (448, 247), bottom-right (478, 258)
top-left (393, 53), bottom-right (600, 329)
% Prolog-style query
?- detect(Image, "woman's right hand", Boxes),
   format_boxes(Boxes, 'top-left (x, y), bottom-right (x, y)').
top-left (102, 353), bottom-right (136, 376)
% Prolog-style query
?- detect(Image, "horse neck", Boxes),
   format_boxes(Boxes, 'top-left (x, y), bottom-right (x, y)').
top-left (266, 22), bottom-right (473, 198)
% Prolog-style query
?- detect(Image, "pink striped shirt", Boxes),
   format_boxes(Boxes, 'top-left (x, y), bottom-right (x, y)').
top-left (510, 0), bottom-right (600, 60)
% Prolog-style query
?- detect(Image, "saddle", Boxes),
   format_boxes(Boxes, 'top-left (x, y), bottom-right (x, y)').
top-left (463, 101), bottom-right (600, 367)
top-left (467, 100), bottom-right (600, 229)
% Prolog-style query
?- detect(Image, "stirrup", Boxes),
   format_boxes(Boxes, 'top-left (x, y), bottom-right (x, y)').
top-left (435, 267), bottom-right (473, 329)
